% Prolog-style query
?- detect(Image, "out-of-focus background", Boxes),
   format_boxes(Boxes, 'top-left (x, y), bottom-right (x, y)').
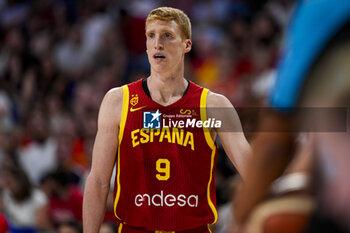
top-left (0, 0), bottom-right (294, 232)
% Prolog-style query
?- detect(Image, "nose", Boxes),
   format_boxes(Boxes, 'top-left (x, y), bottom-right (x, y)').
top-left (154, 35), bottom-right (163, 50)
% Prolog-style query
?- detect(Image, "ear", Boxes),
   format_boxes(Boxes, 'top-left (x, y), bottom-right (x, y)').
top-left (184, 39), bottom-right (192, 53)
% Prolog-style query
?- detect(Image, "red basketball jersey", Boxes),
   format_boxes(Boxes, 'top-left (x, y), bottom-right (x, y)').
top-left (114, 79), bottom-right (218, 231)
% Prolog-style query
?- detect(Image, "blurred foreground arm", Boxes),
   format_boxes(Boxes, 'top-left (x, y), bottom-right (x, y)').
top-left (233, 111), bottom-right (295, 224)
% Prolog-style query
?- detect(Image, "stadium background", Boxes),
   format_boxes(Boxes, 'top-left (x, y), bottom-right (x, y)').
top-left (0, 0), bottom-right (294, 232)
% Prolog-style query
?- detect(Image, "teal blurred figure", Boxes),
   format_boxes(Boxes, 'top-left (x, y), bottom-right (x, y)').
top-left (234, 0), bottom-right (350, 232)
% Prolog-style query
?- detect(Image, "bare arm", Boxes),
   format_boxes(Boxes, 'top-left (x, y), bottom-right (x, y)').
top-left (83, 87), bottom-right (123, 233)
top-left (233, 111), bottom-right (295, 224)
top-left (206, 92), bottom-right (252, 180)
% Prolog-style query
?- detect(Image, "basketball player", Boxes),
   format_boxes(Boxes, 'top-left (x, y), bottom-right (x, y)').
top-left (234, 0), bottom-right (350, 232)
top-left (83, 7), bottom-right (251, 233)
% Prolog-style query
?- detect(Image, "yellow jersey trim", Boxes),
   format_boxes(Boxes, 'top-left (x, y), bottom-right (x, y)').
top-left (118, 223), bottom-right (123, 233)
top-left (200, 88), bottom-right (218, 223)
top-left (114, 85), bottom-right (129, 220)
top-left (207, 224), bottom-right (212, 233)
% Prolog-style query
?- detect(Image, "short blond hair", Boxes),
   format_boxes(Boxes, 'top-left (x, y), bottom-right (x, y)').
top-left (146, 7), bottom-right (191, 40)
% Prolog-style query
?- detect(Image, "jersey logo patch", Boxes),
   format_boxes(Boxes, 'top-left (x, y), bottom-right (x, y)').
top-left (130, 106), bottom-right (146, 112)
top-left (143, 110), bottom-right (161, 129)
top-left (130, 94), bottom-right (146, 112)
top-left (179, 108), bottom-right (192, 115)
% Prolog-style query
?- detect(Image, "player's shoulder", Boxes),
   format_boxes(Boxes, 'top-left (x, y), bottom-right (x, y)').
top-left (100, 86), bottom-right (128, 115)
top-left (189, 81), bottom-right (232, 107)
top-left (98, 86), bottom-right (125, 124)
top-left (206, 90), bottom-right (233, 108)
top-left (104, 86), bottom-right (124, 104)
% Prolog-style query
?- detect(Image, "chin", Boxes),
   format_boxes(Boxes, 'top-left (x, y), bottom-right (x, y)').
top-left (152, 65), bottom-right (169, 73)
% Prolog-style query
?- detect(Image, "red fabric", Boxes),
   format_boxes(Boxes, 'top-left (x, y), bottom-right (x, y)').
top-left (115, 222), bottom-right (211, 233)
top-left (49, 185), bottom-right (83, 224)
top-left (103, 210), bottom-right (116, 223)
top-left (114, 79), bottom-right (218, 230)
top-left (0, 214), bottom-right (8, 233)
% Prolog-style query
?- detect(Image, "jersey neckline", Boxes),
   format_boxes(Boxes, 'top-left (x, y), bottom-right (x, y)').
top-left (141, 78), bottom-right (192, 108)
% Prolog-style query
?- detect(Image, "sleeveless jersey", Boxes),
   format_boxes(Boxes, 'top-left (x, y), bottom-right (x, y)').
top-left (113, 79), bottom-right (218, 231)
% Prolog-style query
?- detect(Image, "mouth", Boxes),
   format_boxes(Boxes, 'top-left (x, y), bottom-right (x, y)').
top-left (153, 53), bottom-right (166, 62)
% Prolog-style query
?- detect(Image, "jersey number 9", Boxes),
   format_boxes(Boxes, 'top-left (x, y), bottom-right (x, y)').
top-left (156, 158), bottom-right (170, 181)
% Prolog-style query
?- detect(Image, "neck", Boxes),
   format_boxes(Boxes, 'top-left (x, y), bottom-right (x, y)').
top-left (147, 72), bottom-right (188, 106)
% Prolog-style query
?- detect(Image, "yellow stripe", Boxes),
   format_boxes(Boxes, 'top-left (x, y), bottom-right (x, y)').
top-left (114, 85), bottom-right (129, 220)
top-left (207, 224), bottom-right (212, 233)
top-left (118, 223), bottom-right (123, 233)
top-left (200, 89), bottom-right (215, 148)
top-left (200, 88), bottom-right (218, 223)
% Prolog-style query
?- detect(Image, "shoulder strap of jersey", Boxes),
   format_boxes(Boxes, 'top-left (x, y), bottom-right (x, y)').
top-left (114, 84), bottom-right (129, 220)
top-left (199, 87), bottom-right (218, 223)
top-left (200, 88), bottom-right (215, 148)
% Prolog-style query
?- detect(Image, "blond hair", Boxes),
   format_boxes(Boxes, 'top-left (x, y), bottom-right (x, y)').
top-left (146, 7), bottom-right (191, 40)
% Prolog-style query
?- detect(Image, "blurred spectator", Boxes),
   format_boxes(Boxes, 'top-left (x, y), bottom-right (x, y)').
top-left (46, 94), bottom-right (67, 135)
top-left (54, 114), bottom-right (82, 173)
top-left (265, 0), bottom-right (294, 30)
top-left (242, 11), bottom-right (280, 106)
top-left (18, 109), bottom-right (57, 185)
top-left (191, 25), bottom-right (222, 87)
top-left (72, 81), bottom-right (96, 118)
top-left (119, 1), bottom-right (155, 78)
top-left (0, 90), bottom-right (14, 134)
top-left (99, 222), bottom-right (118, 233)
top-left (57, 220), bottom-right (82, 233)
top-left (81, 3), bottom-right (113, 56)
top-left (92, 27), bottom-right (127, 76)
top-left (54, 25), bottom-right (92, 75)
top-left (40, 168), bottom-right (83, 227)
top-left (0, 0), bottom-right (30, 28)
top-left (0, 159), bottom-right (51, 232)
top-left (192, 0), bottom-right (235, 26)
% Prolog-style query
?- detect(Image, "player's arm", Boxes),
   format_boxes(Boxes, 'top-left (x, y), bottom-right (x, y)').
top-left (233, 111), bottom-right (295, 225)
top-left (206, 92), bottom-right (251, 180)
top-left (83, 87), bottom-right (123, 233)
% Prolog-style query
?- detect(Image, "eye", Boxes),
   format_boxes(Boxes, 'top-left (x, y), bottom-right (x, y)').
top-left (148, 33), bottom-right (155, 39)
top-left (164, 33), bottom-right (172, 39)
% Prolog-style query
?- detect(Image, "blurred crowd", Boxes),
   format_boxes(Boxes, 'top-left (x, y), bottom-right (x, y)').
top-left (0, 0), bottom-right (294, 232)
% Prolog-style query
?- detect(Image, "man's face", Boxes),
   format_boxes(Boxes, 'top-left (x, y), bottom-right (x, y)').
top-left (146, 20), bottom-right (191, 74)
